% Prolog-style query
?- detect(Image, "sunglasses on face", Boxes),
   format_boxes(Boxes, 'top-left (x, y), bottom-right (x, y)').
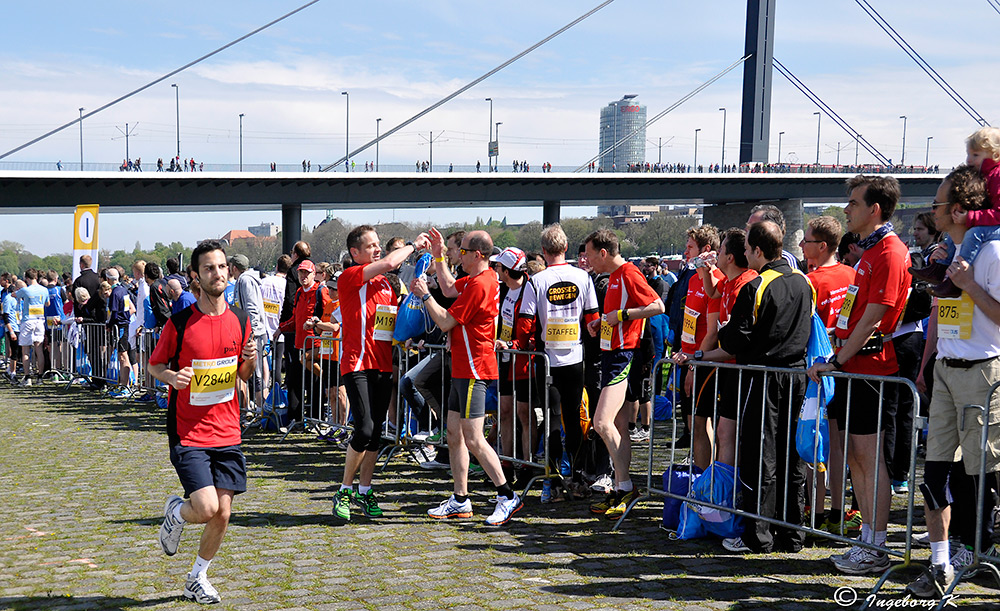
top-left (459, 248), bottom-right (482, 257)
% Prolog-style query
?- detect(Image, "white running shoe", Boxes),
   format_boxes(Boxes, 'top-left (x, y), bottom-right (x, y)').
top-left (833, 545), bottom-right (891, 575)
top-left (486, 493), bottom-right (523, 526)
top-left (184, 573), bottom-right (221, 604)
top-left (428, 495), bottom-right (473, 519)
top-left (590, 474), bottom-right (613, 495)
top-left (158, 495), bottom-right (185, 556)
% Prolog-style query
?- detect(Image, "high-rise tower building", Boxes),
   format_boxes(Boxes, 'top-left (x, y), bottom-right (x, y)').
top-left (599, 94), bottom-right (646, 171)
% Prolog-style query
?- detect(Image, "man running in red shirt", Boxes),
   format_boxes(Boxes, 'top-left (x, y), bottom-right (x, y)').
top-left (583, 229), bottom-right (664, 521)
top-left (332, 225), bottom-right (430, 521)
top-left (149, 240), bottom-right (256, 605)
top-left (412, 228), bottom-right (523, 526)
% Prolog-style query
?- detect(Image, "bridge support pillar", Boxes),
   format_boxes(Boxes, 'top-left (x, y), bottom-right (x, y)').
top-left (702, 198), bottom-right (804, 260)
top-left (543, 200), bottom-right (560, 227)
top-left (282, 203), bottom-right (301, 255)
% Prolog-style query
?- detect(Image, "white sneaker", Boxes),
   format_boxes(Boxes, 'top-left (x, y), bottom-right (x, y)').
top-left (722, 537), bottom-right (752, 553)
top-left (911, 531), bottom-right (931, 547)
top-left (905, 563), bottom-right (955, 599)
top-left (184, 572), bottom-right (221, 604)
top-left (419, 460), bottom-right (450, 470)
top-left (629, 427), bottom-right (650, 443)
top-left (485, 493), bottom-right (523, 526)
top-left (949, 546), bottom-right (976, 578)
top-left (590, 474), bottom-right (613, 495)
top-left (428, 495), bottom-right (473, 519)
top-left (158, 495), bottom-right (185, 556)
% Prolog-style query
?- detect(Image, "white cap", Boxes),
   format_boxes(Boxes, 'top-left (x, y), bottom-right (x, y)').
top-left (489, 247), bottom-right (527, 271)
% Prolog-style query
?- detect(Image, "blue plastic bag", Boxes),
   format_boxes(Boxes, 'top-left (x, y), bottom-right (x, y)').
top-left (662, 463), bottom-right (702, 530)
top-left (393, 253), bottom-right (434, 343)
top-left (677, 462), bottom-right (744, 540)
top-left (797, 312), bottom-right (834, 470)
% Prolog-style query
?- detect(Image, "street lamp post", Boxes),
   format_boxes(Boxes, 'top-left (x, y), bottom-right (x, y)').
top-left (239, 113), bottom-right (244, 172)
top-left (495, 122), bottom-right (502, 172)
top-left (778, 131), bottom-right (785, 165)
top-left (719, 107), bottom-right (726, 170)
top-left (856, 135), bottom-right (860, 166)
top-left (79, 107), bottom-right (84, 171)
top-left (813, 112), bottom-right (821, 165)
top-left (926, 136), bottom-right (933, 168)
top-left (694, 128), bottom-right (701, 170)
top-left (485, 97), bottom-right (493, 172)
top-left (171, 84), bottom-right (179, 159)
top-left (899, 115), bottom-right (907, 166)
top-left (342, 91), bottom-right (349, 171)
top-left (376, 118), bottom-right (381, 171)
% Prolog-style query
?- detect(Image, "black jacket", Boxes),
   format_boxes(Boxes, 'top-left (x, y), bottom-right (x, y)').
top-left (718, 259), bottom-right (812, 368)
top-left (72, 269), bottom-right (106, 324)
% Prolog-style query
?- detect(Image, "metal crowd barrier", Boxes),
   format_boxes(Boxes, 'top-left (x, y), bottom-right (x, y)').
top-left (920, 380), bottom-right (1000, 610)
top-left (76, 322), bottom-right (118, 388)
top-left (295, 334), bottom-right (344, 440)
top-left (380, 343), bottom-right (554, 497)
top-left (621, 358), bottom-right (923, 568)
top-left (378, 343), bottom-right (450, 469)
top-left (44, 321), bottom-right (75, 381)
top-left (135, 328), bottom-right (162, 396)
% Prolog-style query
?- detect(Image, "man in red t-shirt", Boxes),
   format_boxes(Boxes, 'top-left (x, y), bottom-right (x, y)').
top-left (412, 228), bottom-right (523, 526)
top-left (148, 241), bottom-right (256, 604)
top-left (331, 225), bottom-right (430, 522)
top-left (582, 229), bottom-right (664, 521)
top-left (808, 175), bottom-right (912, 575)
top-left (699, 228), bottom-right (758, 467)
top-left (681, 225), bottom-right (724, 469)
top-left (802, 215), bottom-right (857, 532)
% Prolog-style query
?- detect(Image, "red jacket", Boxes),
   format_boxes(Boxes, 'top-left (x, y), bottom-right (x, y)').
top-left (277, 282), bottom-right (328, 349)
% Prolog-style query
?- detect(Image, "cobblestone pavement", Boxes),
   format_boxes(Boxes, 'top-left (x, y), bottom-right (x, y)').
top-left (1, 382), bottom-right (997, 610)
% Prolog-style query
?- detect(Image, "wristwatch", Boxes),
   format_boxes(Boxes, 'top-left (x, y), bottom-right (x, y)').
top-left (421, 293), bottom-right (431, 303)
top-left (693, 350), bottom-right (704, 361)
top-left (829, 355), bottom-right (843, 370)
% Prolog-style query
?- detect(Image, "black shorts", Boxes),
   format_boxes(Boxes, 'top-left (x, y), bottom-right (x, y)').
top-left (715, 368), bottom-right (740, 420)
top-left (342, 369), bottom-right (392, 452)
top-left (688, 366), bottom-right (722, 418)
top-left (110, 325), bottom-right (130, 355)
top-left (170, 444), bottom-right (247, 497)
top-left (826, 375), bottom-right (899, 436)
top-left (601, 349), bottom-right (634, 389)
top-left (449, 378), bottom-right (490, 419)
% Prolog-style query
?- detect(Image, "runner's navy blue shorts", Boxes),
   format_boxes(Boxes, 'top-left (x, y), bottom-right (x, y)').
top-left (600, 349), bottom-right (635, 389)
top-left (170, 444), bottom-right (247, 497)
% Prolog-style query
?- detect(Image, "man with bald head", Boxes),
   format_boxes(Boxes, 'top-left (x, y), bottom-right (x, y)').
top-left (675, 220), bottom-right (814, 554)
top-left (412, 228), bottom-right (523, 526)
top-left (168, 279), bottom-right (197, 315)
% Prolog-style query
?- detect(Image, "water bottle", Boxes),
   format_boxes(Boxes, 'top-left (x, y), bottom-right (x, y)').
top-left (541, 478), bottom-right (553, 504)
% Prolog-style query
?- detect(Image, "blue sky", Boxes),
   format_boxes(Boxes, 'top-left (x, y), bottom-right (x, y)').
top-left (1, 1), bottom-right (996, 255)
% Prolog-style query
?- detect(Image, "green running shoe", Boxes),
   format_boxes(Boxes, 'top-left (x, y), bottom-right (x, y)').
top-left (332, 488), bottom-right (352, 521)
top-left (352, 489), bottom-right (384, 518)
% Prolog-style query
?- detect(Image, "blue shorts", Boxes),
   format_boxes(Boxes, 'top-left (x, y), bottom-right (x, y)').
top-left (601, 349), bottom-right (635, 389)
top-left (170, 445), bottom-right (247, 497)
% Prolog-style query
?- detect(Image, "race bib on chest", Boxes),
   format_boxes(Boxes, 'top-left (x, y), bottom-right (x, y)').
top-left (499, 321), bottom-right (513, 343)
top-left (836, 285), bottom-right (860, 331)
top-left (937, 293), bottom-right (974, 340)
top-left (545, 316), bottom-right (580, 347)
top-left (681, 306), bottom-right (700, 346)
top-left (319, 332), bottom-right (338, 356)
top-left (600, 320), bottom-right (614, 351)
top-left (263, 300), bottom-right (280, 316)
top-left (373, 304), bottom-right (397, 341)
top-left (189, 356), bottom-right (238, 406)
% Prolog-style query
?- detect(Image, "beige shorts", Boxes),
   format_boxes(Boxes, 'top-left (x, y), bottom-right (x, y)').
top-left (926, 357), bottom-right (1000, 476)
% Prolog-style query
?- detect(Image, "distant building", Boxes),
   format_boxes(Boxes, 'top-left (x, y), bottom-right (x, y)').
top-left (220, 229), bottom-right (258, 246)
top-left (248, 222), bottom-right (279, 238)
top-left (599, 95), bottom-right (646, 172)
top-left (598, 202), bottom-right (703, 228)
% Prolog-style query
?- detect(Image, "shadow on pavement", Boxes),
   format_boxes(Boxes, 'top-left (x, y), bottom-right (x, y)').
top-left (0, 594), bottom-right (178, 610)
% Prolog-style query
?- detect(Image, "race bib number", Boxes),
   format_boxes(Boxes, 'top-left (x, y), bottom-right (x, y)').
top-left (545, 316), bottom-right (580, 347)
top-left (189, 356), bottom-right (238, 406)
top-left (124, 296), bottom-right (132, 311)
top-left (46, 316), bottom-right (60, 329)
top-left (373, 304), bottom-right (397, 341)
top-left (937, 294), bottom-right (974, 340)
top-left (600, 320), bottom-right (614, 351)
top-left (836, 285), bottom-right (860, 331)
top-left (319, 332), bottom-right (338, 357)
top-left (499, 321), bottom-right (513, 343)
top-left (263, 300), bottom-right (280, 316)
top-left (28, 304), bottom-right (44, 318)
top-left (681, 306), bottom-right (700, 346)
